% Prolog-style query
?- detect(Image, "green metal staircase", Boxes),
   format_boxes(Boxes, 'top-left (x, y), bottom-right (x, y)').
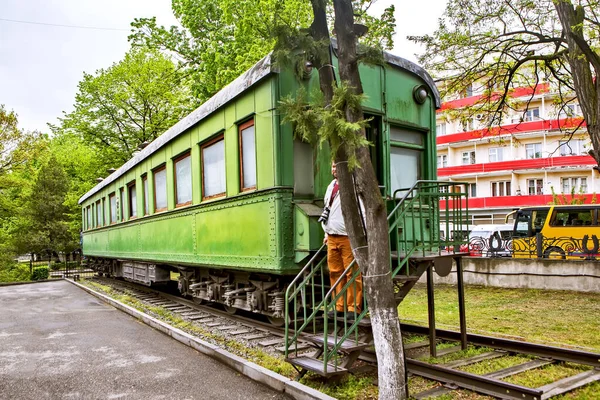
top-left (284, 181), bottom-right (469, 377)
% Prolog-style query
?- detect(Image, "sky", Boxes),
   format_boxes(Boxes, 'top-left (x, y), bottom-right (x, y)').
top-left (0, 0), bottom-right (447, 133)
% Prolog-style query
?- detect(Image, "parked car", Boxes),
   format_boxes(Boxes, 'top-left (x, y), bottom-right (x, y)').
top-left (460, 224), bottom-right (514, 257)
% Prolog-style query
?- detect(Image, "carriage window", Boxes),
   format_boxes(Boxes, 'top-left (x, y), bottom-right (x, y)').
top-left (86, 206), bottom-right (91, 229)
top-left (119, 187), bottom-right (125, 221)
top-left (154, 166), bottom-right (167, 212)
top-left (239, 120), bottom-right (256, 190)
top-left (96, 200), bottom-right (102, 227)
top-left (109, 193), bottom-right (117, 223)
top-left (389, 126), bottom-right (424, 197)
top-left (174, 152), bottom-right (192, 206)
top-left (293, 138), bottom-right (314, 196)
top-left (390, 127), bottom-right (423, 145)
top-left (142, 175), bottom-right (149, 215)
top-left (202, 135), bottom-right (226, 199)
top-left (128, 182), bottom-right (137, 218)
top-left (390, 147), bottom-right (421, 197)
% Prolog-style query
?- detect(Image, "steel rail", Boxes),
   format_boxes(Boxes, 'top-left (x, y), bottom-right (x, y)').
top-left (407, 358), bottom-right (544, 400)
top-left (401, 323), bottom-right (600, 367)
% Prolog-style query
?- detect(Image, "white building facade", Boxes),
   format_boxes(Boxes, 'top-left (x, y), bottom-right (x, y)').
top-left (436, 83), bottom-right (598, 225)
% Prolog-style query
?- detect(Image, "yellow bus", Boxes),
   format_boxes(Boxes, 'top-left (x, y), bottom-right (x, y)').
top-left (509, 204), bottom-right (600, 259)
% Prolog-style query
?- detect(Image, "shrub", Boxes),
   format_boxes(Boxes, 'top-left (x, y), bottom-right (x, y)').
top-left (0, 263), bottom-right (32, 283)
top-left (50, 262), bottom-right (61, 271)
top-left (31, 267), bottom-right (49, 281)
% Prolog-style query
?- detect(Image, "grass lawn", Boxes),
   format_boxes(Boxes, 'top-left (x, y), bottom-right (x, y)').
top-left (399, 284), bottom-right (600, 351)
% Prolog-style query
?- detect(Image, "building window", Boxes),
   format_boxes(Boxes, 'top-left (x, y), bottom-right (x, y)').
top-left (436, 123), bottom-right (446, 136)
top-left (491, 181), bottom-right (511, 197)
top-left (109, 193), bottom-right (117, 223)
top-left (461, 119), bottom-right (474, 132)
top-left (559, 140), bottom-right (585, 156)
top-left (559, 104), bottom-right (581, 118)
top-left (119, 187), bottom-right (125, 221)
top-left (526, 143), bottom-right (542, 159)
top-left (153, 166), bottom-right (167, 212)
top-left (468, 183), bottom-right (477, 198)
top-left (202, 135), bottom-right (226, 199)
top-left (239, 120), bottom-right (256, 190)
top-left (461, 151), bottom-right (476, 165)
top-left (437, 154), bottom-right (447, 168)
top-left (142, 175), bottom-right (149, 215)
top-left (96, 200), bottom-right (102, 227)
top-left (128, 182), bottom-right (137, 218)
top-left (561, 177), bottom-right (587, 193)
top-left (527, 179), bottom-right (544, 195)
top-left (465, 84), bottom-right (473, 97)
top-left (488, 147), bottom-right (504, 162)
top-left (524, 108), bottom-right (540, 122)
top-left (174, 152), bottom-right (192, 206)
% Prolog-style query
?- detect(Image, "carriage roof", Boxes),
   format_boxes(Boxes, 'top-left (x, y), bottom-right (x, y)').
top-left (79, 49), bottom-right (440, 204)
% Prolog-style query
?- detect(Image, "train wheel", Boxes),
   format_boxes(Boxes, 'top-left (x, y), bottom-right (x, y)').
top-left (543, 246), bottom-right (566, 260)
top-left (267, 316), bottom-right (286, 327)
top-left (223, 305), bottom-right (237, 315)
top-left (193, 297), bottom-right (206, 305)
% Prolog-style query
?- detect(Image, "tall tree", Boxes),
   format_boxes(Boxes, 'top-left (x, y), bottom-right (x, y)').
top-left (14, 156), bottom-right (77, 256)
top-left (0, 107), bottom-right (44, 265)
top-left (276, 0), bottom-right (406, 397)
top-left (53, 48), bottom-right (196, 167)
top-left (129, 0), bottom-right (395, 102)
top-left (411, 0), bottom-right (600, 165)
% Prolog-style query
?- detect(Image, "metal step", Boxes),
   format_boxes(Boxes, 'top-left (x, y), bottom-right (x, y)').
top-left (306, 334), bottom-right (368, 353)
top-left (286, 356), bottom-right (348, 377)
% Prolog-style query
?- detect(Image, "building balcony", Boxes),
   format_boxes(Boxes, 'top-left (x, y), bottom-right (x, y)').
top-left (438, 155), bottom-right (595, 178)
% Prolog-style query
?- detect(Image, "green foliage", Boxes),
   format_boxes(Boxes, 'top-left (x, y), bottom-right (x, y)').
top-left (279, 84), bottom-right (371, 168)
top-left (131, 1), bottom-right (394, 102)
top-left (550, 186), bottom-right (597, 205)
top-left (130, 0), bottom-right (314, 102)
top-left (52, 48), bottom-right (196, 166)
top-left (31, 266), bottom-right (49, 281)
top-left (0, 263), bottom-right (31, 283)
top-left (0, 105), bottom-right (41, 175)
top-left (0, 107), bottom-right (47, 264)
top-left (13, 156), bottom-right (78, 255)
top-left (411, 0), bottom-right (600, 147)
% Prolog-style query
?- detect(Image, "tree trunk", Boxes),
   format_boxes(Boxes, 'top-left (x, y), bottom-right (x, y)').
top-left (554, 0), bottom-right (600, 166)
top-left (331, 0), bottom-right (408, 398)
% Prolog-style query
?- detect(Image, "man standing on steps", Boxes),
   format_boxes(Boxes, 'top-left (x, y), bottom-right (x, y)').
top-left (320, 162), bottom-right (363, 319)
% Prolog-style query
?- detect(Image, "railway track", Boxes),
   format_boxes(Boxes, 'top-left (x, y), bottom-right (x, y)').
top-left (85, 277), bottom-right (600, 399)
top-left (90, 277), bottom-right (316, 357)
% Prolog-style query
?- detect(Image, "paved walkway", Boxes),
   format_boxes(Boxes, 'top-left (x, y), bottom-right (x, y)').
top-left (0, 280), bottom-right (288, 400)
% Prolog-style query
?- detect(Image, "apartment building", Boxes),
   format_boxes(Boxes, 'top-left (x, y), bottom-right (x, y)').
top-left (436, 83), bottom-right (597, 225)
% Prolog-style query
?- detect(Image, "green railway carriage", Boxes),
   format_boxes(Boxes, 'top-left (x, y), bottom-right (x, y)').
top-left (79, 49), bottom-right (441, 321)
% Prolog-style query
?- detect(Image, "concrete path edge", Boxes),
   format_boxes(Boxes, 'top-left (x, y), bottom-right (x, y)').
top-left (67, 279), bottom-right (336, 400)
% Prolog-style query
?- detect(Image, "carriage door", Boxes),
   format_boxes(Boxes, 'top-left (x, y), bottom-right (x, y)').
top-left (388, 125), bottom-right (429, 244)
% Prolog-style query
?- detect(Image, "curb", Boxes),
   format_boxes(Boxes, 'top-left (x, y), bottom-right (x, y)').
top-left (0, 278), bottom-right (65, 287)
top-left (68, 279), bottom-right (335, 400)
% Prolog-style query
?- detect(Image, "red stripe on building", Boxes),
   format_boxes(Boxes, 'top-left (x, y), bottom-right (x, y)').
top-left (439, 83), bottom-right (550, 111)
top-left (440, 194), bottom-right (597, 210)
top-left (438, 155), bottom-right (595, 176)
top-left (436, 118), bottom-right (585, 145)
